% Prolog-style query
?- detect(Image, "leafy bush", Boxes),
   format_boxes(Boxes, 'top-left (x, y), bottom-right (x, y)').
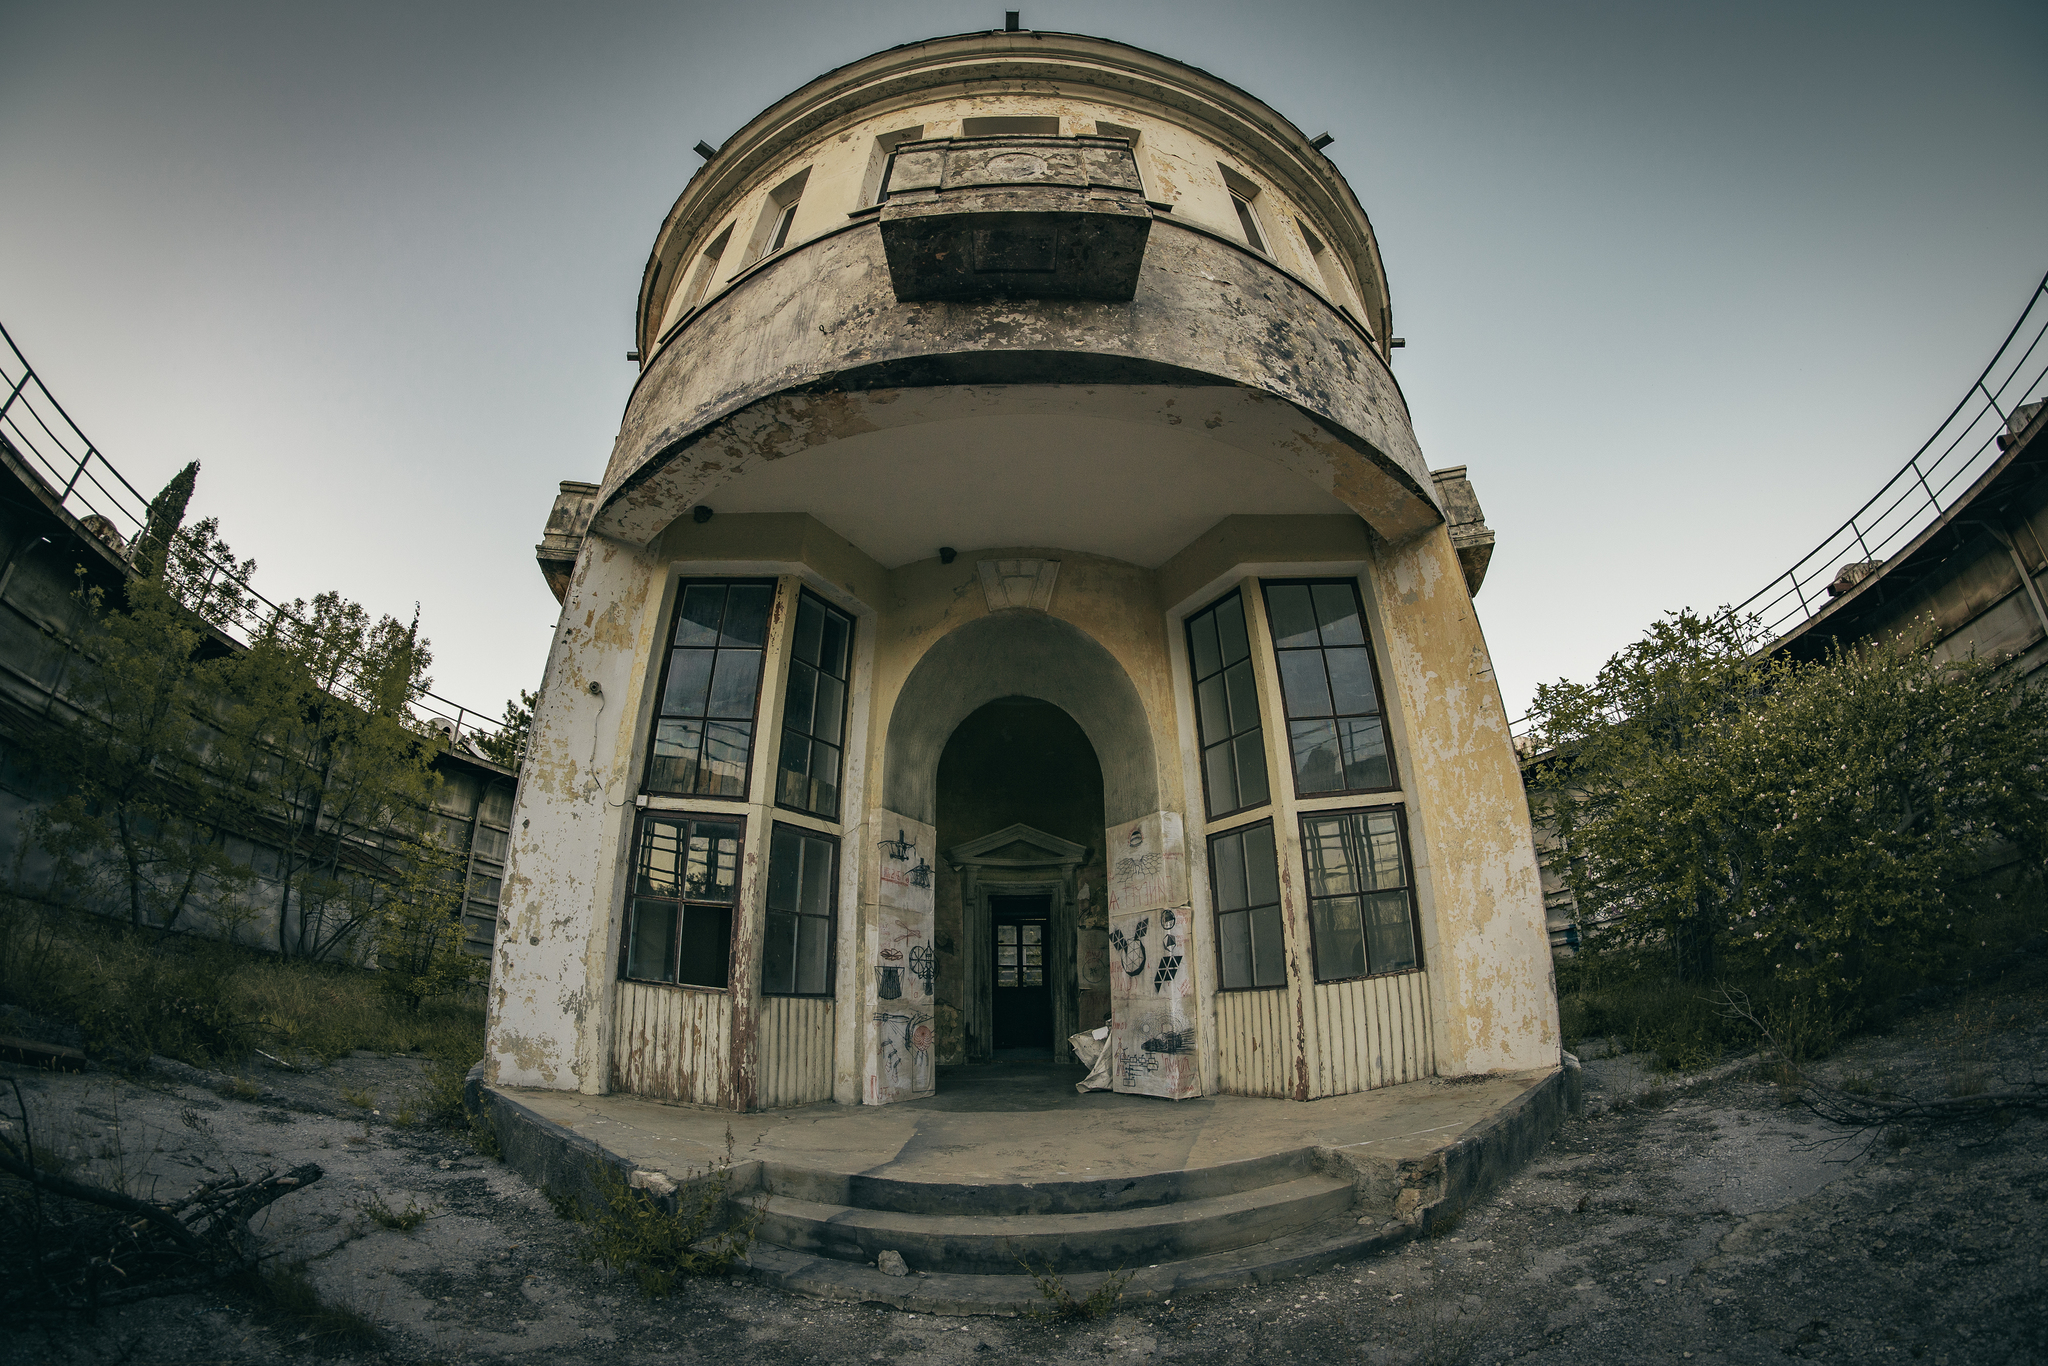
top-left (1530, 610), bottom-right (2048, 1043)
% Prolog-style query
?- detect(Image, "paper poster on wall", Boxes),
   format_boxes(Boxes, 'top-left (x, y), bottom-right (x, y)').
top-left (1106, 811), bottom-right (1185, 916)
top-left (1108, 901), bottom-right (1201, 1099)
top-left (864, 810), bottom-right (937, 1104)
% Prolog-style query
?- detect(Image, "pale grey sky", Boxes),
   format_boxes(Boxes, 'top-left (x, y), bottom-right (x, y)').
top-left (2, 1), bottom-right (2043, 722)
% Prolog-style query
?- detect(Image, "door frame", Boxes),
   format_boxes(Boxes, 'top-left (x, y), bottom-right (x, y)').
top-left (946, 824), bottom-right (1091, 1063)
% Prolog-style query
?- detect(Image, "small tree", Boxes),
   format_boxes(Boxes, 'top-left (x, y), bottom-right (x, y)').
top-left (375, 831), bottom-right (485, 1010)
top-left (129, 462), bottom-right (197, 583)
top-left (34, 573), bottom-right (250, 931)
top-left (221, 594), bottom-right (439, 961)
top-left (475, 689), bottom-right (536, 770)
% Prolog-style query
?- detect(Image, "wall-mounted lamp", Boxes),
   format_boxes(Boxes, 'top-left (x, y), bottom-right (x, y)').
top-left (1389, 338), bottom-right (1406, 349)
top-left (692, 505), bottom-right (715, 524)
top-left (908, 857), bottom-right (934, 889)
top-left (939, 546), bottom-right (958, 564)
top-left (587, 680), bottom-right (604, 697)
top-left (879, 828), bottom-right (915, 862)
top-left (626, 350), bottom-right (641, 363)
top-left (1005, 11), bottom-right (1020, 31)
top-left (1310, 132), bottom-right (1335, 150)
top-left (693, 141), bottom-right (719, 160)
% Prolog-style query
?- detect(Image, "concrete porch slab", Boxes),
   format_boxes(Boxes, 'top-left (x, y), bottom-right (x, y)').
top-left (471, 1057), bottom-right (1580, 1313)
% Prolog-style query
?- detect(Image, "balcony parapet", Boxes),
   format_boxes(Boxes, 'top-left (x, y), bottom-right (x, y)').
top-left (878, 136), bottom-right (1152, 303)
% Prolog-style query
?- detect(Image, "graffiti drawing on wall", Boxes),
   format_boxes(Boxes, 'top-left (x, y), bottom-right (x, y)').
top-left (1110, 917), bottom-right (1147, 978)
top-left (1106, 811), bottom-right (1184, 915)
top-left (1151, 906), bottom-right (1182, 991)
top-left (873, 1009), bottom-right (935, 1096)
top-left (866, 809), bottom-right (937, 1105)
top-left (1107, 900), bottom-right (1200, 1100)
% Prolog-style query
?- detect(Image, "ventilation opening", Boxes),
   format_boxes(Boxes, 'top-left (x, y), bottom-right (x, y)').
top-left (961, 115), bottom-right (1060, 137)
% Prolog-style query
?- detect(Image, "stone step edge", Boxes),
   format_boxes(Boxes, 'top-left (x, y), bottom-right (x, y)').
top-left (762, 1171), bottom-right (1355, 1238)
top-left (741, 1213), bottom-right (1415, 1316)
top-left (754, 1173), bottom-right (1356, 1262)
top-left (754, 1144), bottom-right (1325, 1217)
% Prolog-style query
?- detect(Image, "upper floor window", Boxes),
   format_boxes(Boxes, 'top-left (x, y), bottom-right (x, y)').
top-left (776, 591), bottom-right (853, 819)
top-left (763, 824), bottom-right (838, 996)
top-left (1299, 806), bottom-right (1421, 981)
top-left (750, 167), bottom-right (811, 262)
top-left (860, 126), bottom-right (925, 207)
top-left (1208, 820), bottom-right (1286, 991)
top-left (1219, 165), bottom-right (1267, 254)
top-left (676, 223), bottom-right (733, 320)
top-left (1261, 579), bottom-right (1395, 798)
top-left (623, 813), bottom-right (742, 989)
top-left (645, 579), bottom-right (773, 799)
top-left (1185, 589), bottom-right (1270, 819)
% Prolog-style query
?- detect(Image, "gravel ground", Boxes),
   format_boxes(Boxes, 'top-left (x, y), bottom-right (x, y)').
top-left (3, 962), bottom-right (2043, 1366)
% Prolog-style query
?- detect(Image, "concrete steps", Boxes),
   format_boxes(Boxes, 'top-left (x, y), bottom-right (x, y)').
top-left (744, 1211), bottom-right (1414, 1316)
top-left (738, 1148), bottom-right (1388, 1309)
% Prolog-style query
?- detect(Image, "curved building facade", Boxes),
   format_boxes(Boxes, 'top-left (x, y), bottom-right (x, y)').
top-left (490, 29), bottom-right (1558, 1110)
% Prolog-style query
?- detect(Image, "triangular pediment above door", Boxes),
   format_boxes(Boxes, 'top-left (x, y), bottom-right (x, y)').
top-left (945, 822), bottom-right (1091, 869)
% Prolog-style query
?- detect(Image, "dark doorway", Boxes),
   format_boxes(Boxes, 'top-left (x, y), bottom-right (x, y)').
top-left (990, 894), bottom-right (1054, 1056)
top-left (934, 696), bottom-right (1107, 1064)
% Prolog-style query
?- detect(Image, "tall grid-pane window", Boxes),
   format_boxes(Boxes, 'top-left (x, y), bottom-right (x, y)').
top-left (1262, 579), bottom-right (1395, 798)
top-left (623, 814), bottom-right (743, 989)
top-left (1186, 590), bottom-right (1270, 818)
top-left (764, 825), bottom-right (836, 996)
top-left (1299, 807), bottom-right (1419, 981)
top-left (1208, 821), bottom-right (1286, 990)
top-left (776, 593), bottom-right (852, 819)
top-left (645, 580), bottom-right (773, 798)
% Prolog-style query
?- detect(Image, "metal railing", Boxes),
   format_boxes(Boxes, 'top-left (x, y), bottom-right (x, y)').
top-left (1511, 270), bottom-right (2048, 747)
top-left (0, 320), bottom-right (517, 759)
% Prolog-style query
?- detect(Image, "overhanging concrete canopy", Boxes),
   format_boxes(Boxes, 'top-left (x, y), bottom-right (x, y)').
top-left (598, 218), bottom-right (1441, 551)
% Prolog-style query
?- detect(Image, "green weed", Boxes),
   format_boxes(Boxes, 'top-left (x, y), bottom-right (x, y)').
top-left (573, 1130), bottom-right (760, 1298)
top-left (358, 1191), bottom-right (434, 1232)
top-left (341, 1086), bottom-right (376, 1111)
top-left (1015, 1252), bottom-right (1132, 1323)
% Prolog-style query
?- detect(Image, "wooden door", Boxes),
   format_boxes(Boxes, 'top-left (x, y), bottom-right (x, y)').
top-left (990, 895), bottom-right (1053, 1054)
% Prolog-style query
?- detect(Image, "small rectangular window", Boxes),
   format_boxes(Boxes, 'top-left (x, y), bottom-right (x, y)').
top-left (1296, 221), bottom-right (1355, 309)
top-left (644, 578), bottom-right (775, 799)
top-left (1261, 578), bottom-right (1397, 798)
top-left (1094, 121), bottom-right (1149, 196)
top-left (1299, 806), bottom-right (1420, 981)
top-left (1219, 165), bottom-right (1267, 253)
top-left (1185, 589), bottom-right (1270, 819)
top-left (1208, 821), bottom-right (1286, 991)
top-left (961, 115), bottom-right (1060, 137)
top-left (749, 168), bottom-right (811, 262)
top-left (679, 224), bottom-right (733, 315)
top-left (622, 813), bottom-right (744, 989)
top-left (862, 126), bottom-right (925, 206)
top-left (763, 824), bottom-right (838, 996)
top-left (776, 591), bottom-right (854, 819)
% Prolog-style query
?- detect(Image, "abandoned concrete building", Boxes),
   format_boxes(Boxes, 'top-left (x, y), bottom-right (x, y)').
top-left (487, 28), bottom-right (1559, 1116)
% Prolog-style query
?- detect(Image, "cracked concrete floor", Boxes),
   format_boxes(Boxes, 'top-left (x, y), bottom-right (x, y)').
top-left (3, 964), bottom-right (2043, 1366)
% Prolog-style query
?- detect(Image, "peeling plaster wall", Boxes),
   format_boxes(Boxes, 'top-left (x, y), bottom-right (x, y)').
top-left (487, 532), bottom-right (664, 1094)
top-left (1370, 527), bottom-right (1559, 1074)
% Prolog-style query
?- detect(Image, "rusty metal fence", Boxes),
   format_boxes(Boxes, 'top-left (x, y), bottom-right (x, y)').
top-left (0, 320), bottom-right (517, 758)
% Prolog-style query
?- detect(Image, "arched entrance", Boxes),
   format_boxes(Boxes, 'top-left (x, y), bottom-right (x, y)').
top-left (934, 699), bottom-right (1106, 1063)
